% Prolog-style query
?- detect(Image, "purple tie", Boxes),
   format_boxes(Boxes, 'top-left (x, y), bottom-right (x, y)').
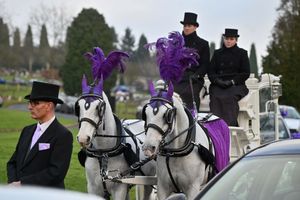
top-left (30, 125), bottom-right (42, 149)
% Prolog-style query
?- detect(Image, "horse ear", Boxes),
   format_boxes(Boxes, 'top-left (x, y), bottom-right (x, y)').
top-left (82, 74), bottom-right (90, 94)
top-left (167, 81), bottom-right (174, 99)
top-left (148, 80), bottom-right (157, 97)
top-left (94, 75), bottom-right (103, 96)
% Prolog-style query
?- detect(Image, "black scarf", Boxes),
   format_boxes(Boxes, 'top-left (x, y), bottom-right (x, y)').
top-left (182, 31), bottom-right (198, 47)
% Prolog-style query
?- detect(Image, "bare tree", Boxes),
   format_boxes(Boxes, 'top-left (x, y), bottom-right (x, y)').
top-left (0, 1), bottom-right (14, 36)
top-left (29, 3), bottom-right (71, 46)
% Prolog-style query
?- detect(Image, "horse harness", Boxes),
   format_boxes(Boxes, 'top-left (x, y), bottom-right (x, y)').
top-left (75, 94), bottom-right (106, 130)
top-left (76, 95), bottom-right (154, 198)
top-left (75, 94), bottom-right (142, 171)
top-left (142, 96), bottom-right (177, 138)
top-left (143, 96), bottom-right (215, 193)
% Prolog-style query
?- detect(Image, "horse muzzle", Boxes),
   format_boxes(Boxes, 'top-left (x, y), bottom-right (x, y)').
top-left (77, 135), bottom-right (91, 147)
top-left (142, 144), bottom-right (158, 157)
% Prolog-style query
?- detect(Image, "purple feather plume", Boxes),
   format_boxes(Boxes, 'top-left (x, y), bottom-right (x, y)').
top-left (82, 74), bottom-right (90, 95)
top-left (84, 47), bottom-right (129, 80)
top-left (148, 80), bottom-right (157, 97)
top-left (93, 75), bottom-right (103, 96)
top-left (146, 31), bottom-right (199, 83)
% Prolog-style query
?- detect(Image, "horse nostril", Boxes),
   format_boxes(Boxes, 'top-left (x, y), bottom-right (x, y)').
top-left (151, 146), bottom-right (156, 152)
top-left (86, 136), bottom-right (91, 143)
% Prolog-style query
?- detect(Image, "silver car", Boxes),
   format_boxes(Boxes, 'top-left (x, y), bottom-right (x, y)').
top-left (194, 139), bottom-right (300, 200)
top-left (280, 105), bottom-right (300, 134)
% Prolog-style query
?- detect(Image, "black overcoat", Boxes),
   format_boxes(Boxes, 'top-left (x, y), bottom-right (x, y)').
top-left (209, 44), bottom-right (250, 86)
top-left (174, 31), bottom-right (210, 110)
top-left (7, 118), bottom-right (73, 188)
top-left (180, 31), bottom-right (210, 82)
top-left (208, 44), bottom-right (250, 98)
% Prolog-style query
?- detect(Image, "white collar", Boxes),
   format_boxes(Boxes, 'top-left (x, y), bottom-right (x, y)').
top-left (38, 116), bottom-right (56, 133)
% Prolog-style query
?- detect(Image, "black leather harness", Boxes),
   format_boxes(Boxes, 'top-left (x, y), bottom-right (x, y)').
top-left (79, 114), bottom-right (154, 198)
top-left (146, 102), bottom-right (215, 193)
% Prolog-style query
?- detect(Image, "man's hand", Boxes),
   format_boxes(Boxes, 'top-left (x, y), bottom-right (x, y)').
top-left (8, 181), bottom-right (21, 186)
top-left (215, 79), bottom-right (233, 88)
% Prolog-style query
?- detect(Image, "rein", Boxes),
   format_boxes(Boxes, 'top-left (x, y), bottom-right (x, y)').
top-left (145, 95), bottom-right (197, 156)
top-left (85, 115), bottom-right (125, 156)
top-left (161, 118), bottom-right (196, 147)
top-left (79, 110), bottom-right (152, 181)
top-left (159, 108), bottom-right (197, 157)
top-left (144, 96), bottom-right (176, 137)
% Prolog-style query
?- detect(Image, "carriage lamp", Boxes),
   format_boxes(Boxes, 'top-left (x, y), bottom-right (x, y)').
top-left (271, 82), bottom-right (282, 99)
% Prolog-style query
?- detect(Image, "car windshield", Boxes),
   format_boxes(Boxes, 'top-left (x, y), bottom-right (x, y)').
top-left (200, 155), bottom-right (300, 200)
top-left (280, 107), bottom-right (300, 119)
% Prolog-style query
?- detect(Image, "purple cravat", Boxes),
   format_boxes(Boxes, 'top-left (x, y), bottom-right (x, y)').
top-left (30, 125), bottom-right (42, 149)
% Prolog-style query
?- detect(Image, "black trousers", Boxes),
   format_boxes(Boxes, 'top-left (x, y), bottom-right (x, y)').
top-left (209, 84), bottom-right (248, 126)
top-left (174, 81), bottom-right (203, 111)
top-left (209, 95), bottom-right (240, 126)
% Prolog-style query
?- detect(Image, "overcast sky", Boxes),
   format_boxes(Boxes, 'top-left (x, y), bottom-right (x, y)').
top-left (1, 0), bottom-right (281, 67)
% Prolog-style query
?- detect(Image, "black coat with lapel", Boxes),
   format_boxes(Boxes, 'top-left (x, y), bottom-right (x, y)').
top-left (209, 44), bottom-right (250, 85)
top-left (180, 31), bottom-right (210, 83)
top-left (208, 44), bottom-right (250, 98)
top-left (7, 118), bottom-right (73, 188)
top-left (173, 31), bottom-right (210, 110)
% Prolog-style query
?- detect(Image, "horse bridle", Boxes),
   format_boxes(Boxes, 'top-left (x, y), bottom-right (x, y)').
top-left (75, 94), bottom-right (106, 133)
top-left (142, 97), bottom-right (177, 138)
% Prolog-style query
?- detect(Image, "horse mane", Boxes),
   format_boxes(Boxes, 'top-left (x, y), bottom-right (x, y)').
top-left (172, 92), bottom-right (183, 105)
top-left (172, 94), bottom-right (186, 117)
top-left (101, 91), bottom-right (113, 114)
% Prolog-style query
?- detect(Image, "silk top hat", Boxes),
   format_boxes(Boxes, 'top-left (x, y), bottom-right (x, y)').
top-left (223, 28), bottom-right (240, 37)
top-left (24, 81), bottom-right (64, 104)
top-left (180, 12), bottom-right (199, 27)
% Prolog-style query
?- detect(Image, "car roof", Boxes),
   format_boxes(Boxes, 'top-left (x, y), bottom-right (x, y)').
top-left (280, 105), bottom-right (296, 110)
top-left (246, 139), bottom-right (300, 157)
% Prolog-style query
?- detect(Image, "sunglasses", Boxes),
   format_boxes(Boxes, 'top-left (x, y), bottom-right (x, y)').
top-left (28, 100), bottom-right (48, 107)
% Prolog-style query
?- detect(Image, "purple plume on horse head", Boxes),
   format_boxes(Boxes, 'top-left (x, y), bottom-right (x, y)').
top-left (84, 47), bottom-right (129, 81)
top-left (166, 81), bottom-right (174, 101)
top-left (93, 75), bottom-right (103, 96)
top-left (148, 80), bottom-right (157, 97)
top-left (82, 74), bottom-right (90, 95)
top-left (145, 31), bottom-right (199, 83)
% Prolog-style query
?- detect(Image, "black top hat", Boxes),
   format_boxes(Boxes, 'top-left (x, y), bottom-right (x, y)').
top-left (24, 81), bottom-right (64, 104)
top-left (180, 12), bottom-right (199, 27)
top-left (223, 28), bottom-right (239, 37)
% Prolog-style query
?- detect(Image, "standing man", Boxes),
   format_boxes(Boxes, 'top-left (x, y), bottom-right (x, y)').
top-left (208, 28), bottom-right (250, 126)
top-left (7, 81), bottom-right (73, 188)
top-left (174, 12), bottom-right (210, 116)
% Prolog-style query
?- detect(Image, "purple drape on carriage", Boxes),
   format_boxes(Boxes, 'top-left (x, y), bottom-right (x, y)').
top-left (203, 118), bottom-right (230, 172)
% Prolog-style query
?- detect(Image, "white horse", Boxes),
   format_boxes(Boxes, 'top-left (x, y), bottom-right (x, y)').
top-left (142, 83), bottom-right (217, 200)
top-left (76, 78), bottom-right (156, 200)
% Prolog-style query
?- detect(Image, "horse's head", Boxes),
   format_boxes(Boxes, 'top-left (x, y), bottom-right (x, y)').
top-left (76, 76), bottom-right (106, 147)
top-left (142, 82), bottom-right (176, 157)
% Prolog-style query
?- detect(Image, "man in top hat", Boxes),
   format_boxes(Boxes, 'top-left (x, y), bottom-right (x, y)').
top-left (174, 12), bottom-right (210, 116)
top-left (7, 81), bottom-right (73, 188)
top-left (208, 28), bottom-right (250, 126)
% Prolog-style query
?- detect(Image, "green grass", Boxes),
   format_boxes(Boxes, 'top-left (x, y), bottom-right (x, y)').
top-left (0, 108), bottom-right (86, 192)
top-left (0, 104), bottom-right (140, 197)
top-left (116, 101), bottom-right (139, 119)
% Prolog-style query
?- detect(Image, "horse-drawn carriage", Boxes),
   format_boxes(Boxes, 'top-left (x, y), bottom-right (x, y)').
top-left (199, 73), bottom-right (285, 160)
top-left (75, 35), bottom-right (286, 199)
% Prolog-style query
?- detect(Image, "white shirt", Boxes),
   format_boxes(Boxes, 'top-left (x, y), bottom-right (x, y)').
top-left (38, 116), bottom-right (56, 135)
